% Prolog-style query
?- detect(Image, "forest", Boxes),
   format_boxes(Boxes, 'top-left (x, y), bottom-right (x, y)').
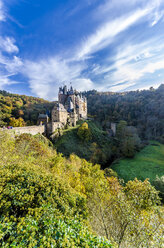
top-left (84, 84), bottom-right (164, 142)
top-left (0, 90), bottom-right (53, 127)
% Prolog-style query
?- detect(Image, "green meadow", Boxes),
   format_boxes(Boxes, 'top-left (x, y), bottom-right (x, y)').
top-left (111, 142), bottom-right (164, 184)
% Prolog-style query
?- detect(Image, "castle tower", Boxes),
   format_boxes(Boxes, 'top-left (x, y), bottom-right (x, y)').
top-left (63, 85), bottom-right (67, 95)
top-left (58, 86), bottom-right (67, 105)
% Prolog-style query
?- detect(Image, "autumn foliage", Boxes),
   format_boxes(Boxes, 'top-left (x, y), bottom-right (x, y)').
top-left (0, 131), bottom-right (163, 247)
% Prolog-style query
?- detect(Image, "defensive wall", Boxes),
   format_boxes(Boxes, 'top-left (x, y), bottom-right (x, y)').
top-left (0, 125), bottom-right (45, 136)
top-left (0, 122), bottom-right (116, 137)
top-left (0, 122), bottom-right (63, 137)
top-left (0, 122), bottom-right (65, 137)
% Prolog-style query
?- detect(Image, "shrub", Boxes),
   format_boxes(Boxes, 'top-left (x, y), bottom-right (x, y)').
top-left (0, 206), bottom-right (112, 247)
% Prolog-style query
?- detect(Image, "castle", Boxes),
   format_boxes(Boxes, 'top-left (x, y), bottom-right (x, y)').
top-left (37, 85), bottom-right (88, 134)
top-left (1, 86), bottom-right (117, 137)
top-left (51, 85), bottom-right (87, 127)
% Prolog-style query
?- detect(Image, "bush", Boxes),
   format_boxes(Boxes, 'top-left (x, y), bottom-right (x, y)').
top-left (0, 206), bottom-right (112, 248)
top-left (153, 175), bottom-right (164, 201)
top-left (77, 122), bottom-right (92, 142)
top-left (0, 132), bottom-right (113, 247)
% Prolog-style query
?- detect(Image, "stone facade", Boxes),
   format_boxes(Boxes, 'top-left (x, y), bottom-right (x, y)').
top-left (52, 103), bottom-right (68, 125)
top-left (46, 122), bottom-right (64, 134)
top-left (51, 85), bottom-right (87, 127)
top-left (38, 114), bottom-right (49, 125)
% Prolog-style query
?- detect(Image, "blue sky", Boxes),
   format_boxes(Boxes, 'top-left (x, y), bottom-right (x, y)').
top-left (0, 0), bottom-right (164, 100)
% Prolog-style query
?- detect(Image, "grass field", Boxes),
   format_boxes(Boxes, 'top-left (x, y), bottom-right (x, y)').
top-left (111, 141), bottom-right (164, 184)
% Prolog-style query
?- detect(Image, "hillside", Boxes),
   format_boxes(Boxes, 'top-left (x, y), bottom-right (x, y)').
top-left (53, 120), bottom-right (113, 166)
top-left (85, 84), bottom-right (164, 142)
top-left (111, 141), bottom-right (164, 185)
top-left (0, 90), bottom-right (54, 126)
top-left (0, 131), bottom-right (112, 247)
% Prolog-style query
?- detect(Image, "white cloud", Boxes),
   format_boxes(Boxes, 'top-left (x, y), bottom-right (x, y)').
top-left (149, 0), bottom-right (164, 26)
top-left (95, 0), bottom-right (164, 26)
top-left (142, 60), bottom-right (164, 74)
top-left (151, 9), bottom-right (164, 26)
top-left (90, 35), bottom-right (164, 92)
top-left (0, 37), bottom-right (22, 88)
top-left (0, 53), bottom-right (23, 88)
top-left (108, 82), bottom-right (135, 92)
top-left (72, 78), bottom-right (94, 91)
top-left (0, 0), bottom-right (5, 21)
top-left (1, 0), bottom-right (164, 96)
top-left (135, 82), bottom-right (161, 91)
top-left (0, 76), bottom-right (20, 88)
top-left (0, 1), bottom-right (21, 88)
top-left (115, 41), bottom-right (164, 79)
top-left (0, 37), bottom-right (19, 53)
top-left (77, 8), bottom-right (150, 59)
top-left (0, 54), bottom-right (23, 72)
top-left (23, 57), bottom-right (94, 100)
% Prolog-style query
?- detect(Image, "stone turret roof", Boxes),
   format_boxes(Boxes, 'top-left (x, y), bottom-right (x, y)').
top-left (38, 114), bottom-right (48, 119)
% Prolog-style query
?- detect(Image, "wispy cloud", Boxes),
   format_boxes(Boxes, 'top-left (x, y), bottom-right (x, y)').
top-left (150, 0), bottom-right (164, 26)
top-left (0, 37), bottom-right (19, 53)
top-left (23, 57), bottom-right (94, 100)
top-left (95, 0), bottom-right (164, 26)
top-left (0, 51), bottom-right (23, 88)
top-left (0, 0), bottom-right (5, 21)
top-left (97, 38), bottom-right (164, 92)
top-left (77, 8), bottom-right (150, 59)
top-left (151, 9), bottom-right (164, 26)
top-left (0, 1), bottom-right (23, 88)
top-left (1, 0), bottom-right (164, 97)
top-left (0, 19), bottom-right (22, 88)
top-left (0, 54), bottom-right (22, 73)
top-left (108, 82), bottom-right (136, 92)
top-left (20, 0), bottom-right (164, 97)
top-left (0, 76), bottom-right (19, 88)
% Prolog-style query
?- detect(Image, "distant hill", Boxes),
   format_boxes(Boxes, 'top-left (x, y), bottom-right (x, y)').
top-left (1, 84), bottom-right (164, 142)
top-left (0, 90), bottom-right (54, 126)
top-left (84, 84), bottom-right (164, 141)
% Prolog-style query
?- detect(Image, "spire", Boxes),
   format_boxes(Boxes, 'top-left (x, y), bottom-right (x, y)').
top-left (63, 85), bottom-right (67, 95)
top-left (59, 87), bottom-right (62, 93)
top-left (69, 83), bottom-right (74, 94)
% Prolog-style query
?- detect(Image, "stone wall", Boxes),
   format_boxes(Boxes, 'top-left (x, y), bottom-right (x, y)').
top-left (1, 125), bottom-right (45, 136)
top-left (111, 123), bottom-right (116, 136)
top-left (0, 122), bottom-right (66, 137)
top-left (46, 122), bottom-right (64, 135)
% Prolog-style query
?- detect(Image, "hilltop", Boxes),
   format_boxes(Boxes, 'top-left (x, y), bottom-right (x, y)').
top-left (0, 90), bottom-right (53, 126)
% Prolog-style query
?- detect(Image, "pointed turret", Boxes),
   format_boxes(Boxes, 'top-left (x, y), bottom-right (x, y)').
top-left (63, 85), bottom-right (67, 95)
